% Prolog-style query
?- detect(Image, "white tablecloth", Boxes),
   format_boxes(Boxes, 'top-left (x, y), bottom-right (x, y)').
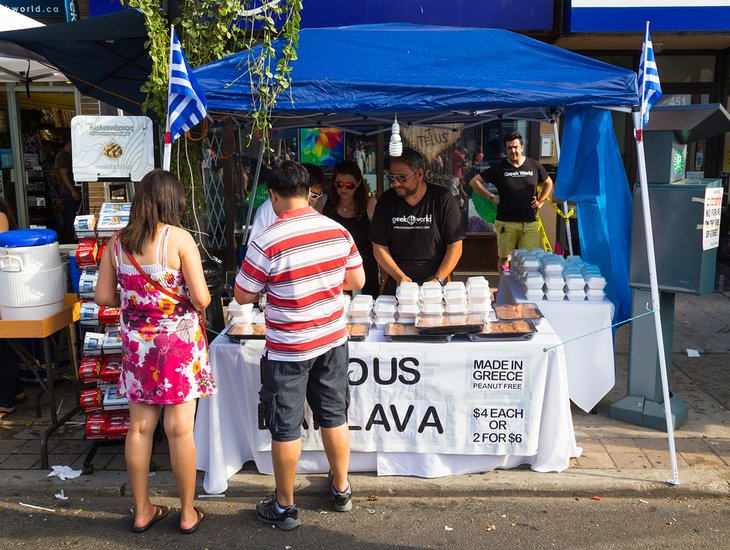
top-left (194, 326), bottom-right (580, 495)
top-left (497, 272), bottom-right (615, 412)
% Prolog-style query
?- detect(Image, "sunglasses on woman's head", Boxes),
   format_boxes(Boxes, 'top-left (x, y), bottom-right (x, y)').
top-left (335, 180), bottom-right (357, 189)
top-left (386, 169), bottom-right (417, 183)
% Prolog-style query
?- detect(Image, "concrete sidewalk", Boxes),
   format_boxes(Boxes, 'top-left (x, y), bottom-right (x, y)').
top-left (1, 292), bottom-right (729, 499)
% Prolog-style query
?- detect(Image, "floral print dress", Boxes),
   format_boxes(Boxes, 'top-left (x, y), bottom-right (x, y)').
top-left (115, 226), bottom-right (215, 404)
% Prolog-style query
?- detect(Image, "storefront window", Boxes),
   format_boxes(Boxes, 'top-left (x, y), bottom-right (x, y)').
top-left (656, 55), bottom-right (715, 83)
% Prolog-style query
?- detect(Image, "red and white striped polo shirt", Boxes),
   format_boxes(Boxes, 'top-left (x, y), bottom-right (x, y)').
top-left (235, 206), bottom-right (363, 362)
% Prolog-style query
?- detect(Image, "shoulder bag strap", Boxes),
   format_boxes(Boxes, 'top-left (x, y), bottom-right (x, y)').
top-left (122, 247), bottom-right (208, 345)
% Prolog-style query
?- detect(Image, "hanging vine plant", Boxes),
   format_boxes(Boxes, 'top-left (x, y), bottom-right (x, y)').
top-left (119, 0), bottom-right (302, 242)
top-left (123, 0), bottom-right (302, 153)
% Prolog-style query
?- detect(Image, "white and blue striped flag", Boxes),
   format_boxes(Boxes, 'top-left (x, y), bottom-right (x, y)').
top-left (166, 27), bottom-right (207, 143)
top-left (638, 21), bottom-right (662, 130)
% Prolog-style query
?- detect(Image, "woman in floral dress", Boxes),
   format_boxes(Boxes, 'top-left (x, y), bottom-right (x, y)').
top-left (96, 169), bottom-right (215, 534)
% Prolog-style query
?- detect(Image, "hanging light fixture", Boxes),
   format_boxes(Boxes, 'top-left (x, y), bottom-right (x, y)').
top-left (389, 114), bottom-right (402, 157)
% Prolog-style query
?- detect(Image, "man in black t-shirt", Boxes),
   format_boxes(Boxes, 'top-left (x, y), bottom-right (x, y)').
top-left (370, 147), bottom-right (464, 295)
top-left (469, 131), bottom-right (553, 269)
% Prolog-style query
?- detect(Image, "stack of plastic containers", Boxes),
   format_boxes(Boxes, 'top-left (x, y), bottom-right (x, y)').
top-left (420, 281), bottom-right (444, 318)
top-left (510, 250), bottom-right (608, 302)
top-left (466, 276), bottom-right (492, 315)
top-left (395, 283), bottom-right (420, 324)
top-left (349, 294), bottom-right (374, 325)
top-left (443, 281), bottom-right (467, 316)
top-left (373, 295), bottom-right (397, 328)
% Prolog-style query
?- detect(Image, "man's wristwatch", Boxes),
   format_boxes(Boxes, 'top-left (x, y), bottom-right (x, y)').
top-left (487, 193), bottom-right (495, 202)
top-left (431, 276), bottom-right (446, 286)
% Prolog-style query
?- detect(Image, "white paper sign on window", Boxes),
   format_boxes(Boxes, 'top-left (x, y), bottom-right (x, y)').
top-left (703, 186), bottom-right (723, 250)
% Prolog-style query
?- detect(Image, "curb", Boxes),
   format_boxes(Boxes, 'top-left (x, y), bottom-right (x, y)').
top-left (2, 469), bottom-right (728, 499)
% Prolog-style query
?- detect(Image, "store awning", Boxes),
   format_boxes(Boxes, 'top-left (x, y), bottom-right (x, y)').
top-left (0, 8), bottom-right (150, 113)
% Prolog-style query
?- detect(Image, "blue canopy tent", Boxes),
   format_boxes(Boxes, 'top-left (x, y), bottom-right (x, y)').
top-left (196, 22), bottom-right (680, 483)
top-left (194, 24), bottom-right (638, 323)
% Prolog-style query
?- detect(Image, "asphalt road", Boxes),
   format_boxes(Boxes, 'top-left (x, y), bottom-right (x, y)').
top-left (1, 493), bottom-right (728, 549)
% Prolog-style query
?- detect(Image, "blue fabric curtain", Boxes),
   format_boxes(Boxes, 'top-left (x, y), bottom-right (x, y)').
top-left (556, 106), bottom-right (632, 324)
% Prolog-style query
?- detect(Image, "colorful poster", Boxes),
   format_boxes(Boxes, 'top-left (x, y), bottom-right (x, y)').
top-left (299, 127), bottom-right (344, 167)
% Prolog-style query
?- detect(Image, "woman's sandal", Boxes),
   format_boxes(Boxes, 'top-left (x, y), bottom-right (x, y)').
top-left (130, 504), bottom-right (171, 533)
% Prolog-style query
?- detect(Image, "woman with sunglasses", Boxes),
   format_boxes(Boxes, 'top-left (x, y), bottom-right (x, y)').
top-left (323, 160), bottom-right (379, 297)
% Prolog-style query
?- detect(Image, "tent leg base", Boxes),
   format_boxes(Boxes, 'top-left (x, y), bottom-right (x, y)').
top-left (609, 394), bottom-right (688, 431)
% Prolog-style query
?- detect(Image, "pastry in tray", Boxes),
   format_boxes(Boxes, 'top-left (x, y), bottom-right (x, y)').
top-left (384, 323), bottom-right (453, 343)
top-left (225, 322), bottom-right (266, 338)
top-left (480, 320), bottom-right (535, 333)
top-left (468, 320), bottom-right (537, 341)
top-left (493, 303), bottom-right (544, 320)
top-left (346, 323), bottom-right (370, 341)
top-left (415, 314), bottom-right (485, 334)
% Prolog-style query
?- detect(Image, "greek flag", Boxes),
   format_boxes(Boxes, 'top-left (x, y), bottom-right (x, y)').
top-left (638, 22), bottom-right (662, 129)
top-left (167, 28), bottom-right (207, 142)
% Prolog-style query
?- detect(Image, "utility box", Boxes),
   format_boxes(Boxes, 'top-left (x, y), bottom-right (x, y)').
top-left (643, 132), bottom-right (687, 183)
top-left (630, 179), bottom-right (721, 295)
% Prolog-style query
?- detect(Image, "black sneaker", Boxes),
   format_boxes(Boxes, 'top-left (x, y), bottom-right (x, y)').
top-left (255, 495), bottom-right (301, 530)
top-left (327, 471), bottom-right (353, 512)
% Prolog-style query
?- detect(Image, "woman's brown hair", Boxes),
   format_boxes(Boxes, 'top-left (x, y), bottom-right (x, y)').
top-left (120, 169), bottom-right (185, 255)
top-left (329, 160), bottom-right (370, 219)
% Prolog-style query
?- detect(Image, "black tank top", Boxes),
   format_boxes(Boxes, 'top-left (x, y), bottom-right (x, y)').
top-left (323, 202), bottom-right (380, 298)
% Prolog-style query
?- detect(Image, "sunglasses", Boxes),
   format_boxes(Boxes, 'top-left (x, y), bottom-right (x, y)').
top-left (334, 180), bottom-right (357, 189)
top-left (386, 169), bottom-right (417, 184)
top-left (308, 191), bottom-right (322, 200)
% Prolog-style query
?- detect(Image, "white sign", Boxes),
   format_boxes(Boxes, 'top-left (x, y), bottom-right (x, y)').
top-left (251, 341), bottom-right (549, 456)
top-left (703, 187), bottom-right (723, 250)
top-left (71, 116), bottom-right (154, 182)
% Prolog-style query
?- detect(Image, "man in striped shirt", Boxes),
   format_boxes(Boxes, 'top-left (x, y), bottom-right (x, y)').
top-left (235, 161), bottom-right (365, 530)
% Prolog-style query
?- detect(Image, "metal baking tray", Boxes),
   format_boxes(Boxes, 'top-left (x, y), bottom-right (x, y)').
top-left (415, 314), bottom-right (485, 335)
top-left (222, 322), bottom-right (267, 340)
top-left (493, 303), bottom-right (544, 322)
top-left (346, 323), bottom-right (370, 342)
top-left (467, 320), bottom-right (537, 341)
top-left (384, 323), bottom-right (454, 343)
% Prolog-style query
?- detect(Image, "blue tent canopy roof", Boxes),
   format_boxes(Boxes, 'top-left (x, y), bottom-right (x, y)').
top-left (194, 23), bottom-right (639, 125)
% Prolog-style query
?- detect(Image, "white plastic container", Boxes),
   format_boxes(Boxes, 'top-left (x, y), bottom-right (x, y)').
top-left (565, 289), bottom-right (587, 301)
top-left (467, 286), bottom-right (491, 302)
top-left (420, 302), bottom-right (444, 316)
top-left (375, 295), bottom-right (397, 306)
top-left (444, 281), bottom-right (466, 292)
top-left (525, 288), bottom-right (545, 301)
top-left (350, 301), bottom-right (373, 317)
top-left (0, 230), bottom-right (65, 320)
top-left (350, 315), bottom-right (373, 325)
top-left (522, 271), bottom-right (544, 290)
top-left (444, 301), bottom-right (468, 315)
top-left (522, 257), bottom-right (540, 272)
top-left (585, 275), bottom-right (607, 290)
top-left (397, 303), bottom-right (420, 319)
top-left (421, 286), bottom-right (443, 304)
top-left (373, 301), bottom-right (397, 317)
top-left (544, 289), bottom-right (566, 301)
top-left (443, 288), bottom-right (466, 304)
top-left (395, 286), bottom-right (419, 305)
top-left (586, 289), bottom-right (606, 301)
top-left (466, 276), bottom-right (489, 290)
top-left (543, 275), bottom-right (565, 291)
top-left (564, 275), bottom-right (587, 290)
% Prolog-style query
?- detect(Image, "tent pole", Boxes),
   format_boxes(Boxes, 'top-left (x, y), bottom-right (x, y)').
top-left (632, 109), bottom-right (679, 486)
top-left (551, 118), bottom-right (573, 255)
top-left (6, 82), bottom-right (28, 228)
top-left (242, 141), bottom-right (265, 244)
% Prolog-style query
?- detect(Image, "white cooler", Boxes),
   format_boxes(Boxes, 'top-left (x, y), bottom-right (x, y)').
top-left (0, 229), bottom-right (65, 320)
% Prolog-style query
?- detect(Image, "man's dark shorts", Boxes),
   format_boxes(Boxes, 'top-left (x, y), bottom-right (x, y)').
top-left (259, 342), bottom-right (350, 442)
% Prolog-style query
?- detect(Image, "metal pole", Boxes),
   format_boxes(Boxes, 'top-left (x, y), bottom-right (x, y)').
top-left (632, 109), bottom-right (679, 486)
top-left (242, 142), bottom-right (266, 244)
top-left (551, 119), bottom-right (573, 255)
top-left (6, 82), bottom-right (28, 227)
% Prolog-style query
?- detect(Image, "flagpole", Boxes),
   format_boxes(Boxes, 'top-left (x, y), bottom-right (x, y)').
top-left (639, 21), bottom-right (649, 130)
top-left (162, 26), bottom-right (174, 171)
